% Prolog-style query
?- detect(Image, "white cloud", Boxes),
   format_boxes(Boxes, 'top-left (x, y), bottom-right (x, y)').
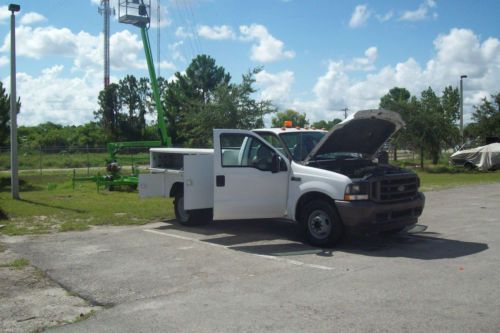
top-left (346, 46), bottom-right (378, 71)
top-left (239, 24), bottom-right (295, 62)
top-left (0, 5), bottom-right (10, 24)
top-left (400, 0), bottom-right (437, 21)
top-left (109, 30), bottom-right (146, 70)
top-left (282, 29), bottom-right (500, 123)
top-left (175, 27), bottom-right (193, 39)
top-left (169, 40), bottom-right (187, 62)
top-left (158, 60), bottom-right (176, 72)
top-left (255, 70), bottom-right (294, 102)
top-left (20, 12), bottom-right (47, 25)
top-left (376, 10), bottom-right (394, 22)
top-left (197, 25), bottom-right (235, 40)
top-left (0, 55), bottom-right (8, 67)
top-left (10, 65), bottom-right (102, 126)
top-left (0, 26), bottom-right (78, 59)
top-left (0, 25), bottom-right (165, 72)
top-left (149, 2), bottom-right (171, 28)
top-left (349, 4), bottom-right (371, 28)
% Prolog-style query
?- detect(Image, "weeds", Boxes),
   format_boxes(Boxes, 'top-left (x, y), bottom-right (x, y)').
top-left (0, 258), bottom-right (30, 269)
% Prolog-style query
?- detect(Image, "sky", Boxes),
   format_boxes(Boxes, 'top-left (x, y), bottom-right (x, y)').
top-left (0, 0), bottom-right (499, 127)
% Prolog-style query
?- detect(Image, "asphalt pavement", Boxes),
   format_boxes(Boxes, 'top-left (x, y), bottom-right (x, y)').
top-left (5, 183), bottom-right (500, 332)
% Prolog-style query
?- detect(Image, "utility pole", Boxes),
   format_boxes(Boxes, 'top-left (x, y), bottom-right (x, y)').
top-left (342, 107), bottom-right (349, 119)
top-left (99, 0), bottom-right (111, 88)
top-left (460, 75), bottom-right (467, 145)
top-left (9, 3), bottom-right (20, 200)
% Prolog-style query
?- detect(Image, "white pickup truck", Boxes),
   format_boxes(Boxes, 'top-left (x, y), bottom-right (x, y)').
top-left (139, 109), bottom-right (425, 247)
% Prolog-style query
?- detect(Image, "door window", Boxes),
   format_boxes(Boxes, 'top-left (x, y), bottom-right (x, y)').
top-left (220, 133), bottom-right (274, 171)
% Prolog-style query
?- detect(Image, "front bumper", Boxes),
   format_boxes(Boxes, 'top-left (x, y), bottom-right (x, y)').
top-left (336, 192), bottom-right (425, 233)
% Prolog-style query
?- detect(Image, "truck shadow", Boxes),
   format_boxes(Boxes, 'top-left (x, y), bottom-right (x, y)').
top-left (155, 220), bottom-right (488, 260)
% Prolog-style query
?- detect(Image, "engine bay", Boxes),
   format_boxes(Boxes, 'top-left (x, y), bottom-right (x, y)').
top-left (306, 158), bottom-right (410, 179)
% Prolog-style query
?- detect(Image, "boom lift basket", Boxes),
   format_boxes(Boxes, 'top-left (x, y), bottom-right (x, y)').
top-left (118, 0), bottom-right (150, 27)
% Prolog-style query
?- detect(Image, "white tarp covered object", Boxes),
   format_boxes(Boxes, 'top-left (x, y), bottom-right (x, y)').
top-left (450, 143), bottom-right (500, 171)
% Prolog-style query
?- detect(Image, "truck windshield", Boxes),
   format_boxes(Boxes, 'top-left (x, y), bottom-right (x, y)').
top-left (280, 132), bottom-right (325, 162)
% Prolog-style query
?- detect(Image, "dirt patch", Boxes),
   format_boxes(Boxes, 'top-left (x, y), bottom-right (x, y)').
top-left (0, 242), bottom-right (99, 333)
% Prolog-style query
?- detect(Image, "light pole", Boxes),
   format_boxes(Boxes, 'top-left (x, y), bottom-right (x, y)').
top-left (9, 3), bottom-right (20, 200)
top-left (460, 75), bottom-right (467, 146)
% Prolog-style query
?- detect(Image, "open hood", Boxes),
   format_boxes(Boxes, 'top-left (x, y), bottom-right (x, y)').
top-left (305, 109), bottom-right (405, 162)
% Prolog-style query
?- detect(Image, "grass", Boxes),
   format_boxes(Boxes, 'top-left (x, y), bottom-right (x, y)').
top-left (0, 258), bottom-right (30, 269)
top-left (0, 171), bottom-right (174, 236)
top-left (391, 154), bottom-right (500, 190)
top-left (417, 170), bottom-right (500, 191)
top-left (0, 162), bottom-right (498, 236)
top-left (73, 310), bottom-right (97, 323)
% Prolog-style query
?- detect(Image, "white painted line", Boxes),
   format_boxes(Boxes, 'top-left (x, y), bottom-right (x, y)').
top-left (143, 229), bottom-right (335, 271)
top-left (144, 229), bottom-right (227, 249)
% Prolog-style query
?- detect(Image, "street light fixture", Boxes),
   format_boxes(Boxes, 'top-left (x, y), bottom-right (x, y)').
top-left (9, 3), bottom-right (20, 199)
top-left (460, 75), bottom-right (467, 146)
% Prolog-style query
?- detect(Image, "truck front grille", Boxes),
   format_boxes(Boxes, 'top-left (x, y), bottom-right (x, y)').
top-left (372, 175), bottom-right (419, 203)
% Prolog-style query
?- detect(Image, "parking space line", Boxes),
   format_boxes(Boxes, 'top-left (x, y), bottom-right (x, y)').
top-left (143, 229), bottom-right (334, 271)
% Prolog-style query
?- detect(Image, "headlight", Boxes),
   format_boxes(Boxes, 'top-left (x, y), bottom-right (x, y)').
top-left (344, 182), bottom-right (369, 201)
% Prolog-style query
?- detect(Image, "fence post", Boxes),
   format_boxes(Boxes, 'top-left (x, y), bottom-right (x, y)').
top-left (39, 146), bottom-right (42, 177)
top-left (86, 144), bottom-right (90, 176)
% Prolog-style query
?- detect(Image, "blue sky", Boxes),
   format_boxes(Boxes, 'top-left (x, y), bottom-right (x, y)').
top-left (0, 0), bottom-right (499, 126)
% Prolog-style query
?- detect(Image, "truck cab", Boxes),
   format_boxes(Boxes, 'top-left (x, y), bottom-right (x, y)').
top-left (139, 109), bottom-right (425, 247)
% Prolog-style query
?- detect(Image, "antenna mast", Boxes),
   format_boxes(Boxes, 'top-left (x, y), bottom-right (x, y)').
top-left (99, 0), bottom-right (112, 88)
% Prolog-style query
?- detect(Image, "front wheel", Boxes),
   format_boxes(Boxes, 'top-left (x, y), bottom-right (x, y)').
top-left (174, 193), bottom-right (212, 226)
top-left (300, 200), bottom-right (344, 248)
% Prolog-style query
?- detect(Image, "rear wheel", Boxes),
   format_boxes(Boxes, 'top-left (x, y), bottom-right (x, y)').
top-left (464, 162), bottom-right (475, 171)
top-left (300, 200), bottom-right (344, 247)
top-left (174, 192), bottom-right (212, 226)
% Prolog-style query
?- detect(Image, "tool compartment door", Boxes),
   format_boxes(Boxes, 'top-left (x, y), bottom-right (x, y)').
top-left (184, 154), bottom-right (214, 210)
top-left (139, 173), bottom-right (166, 198)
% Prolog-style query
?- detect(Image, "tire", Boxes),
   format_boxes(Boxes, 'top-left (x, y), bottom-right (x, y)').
top-left (464, 162), bottom-right (475, 171)
top-left (174, 192), bottom-right (212, 226)
top-left (300, 200), bottom-right (344, 248)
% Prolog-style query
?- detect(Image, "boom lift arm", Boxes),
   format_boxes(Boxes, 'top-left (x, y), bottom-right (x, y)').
top-left (73, 0), bottom-right (171, 190)
top-left (107, 0), bottom-right (170, 161)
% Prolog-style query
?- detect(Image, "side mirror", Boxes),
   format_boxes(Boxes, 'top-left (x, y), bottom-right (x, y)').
top-left (271, 154), bottom-right (281, 173)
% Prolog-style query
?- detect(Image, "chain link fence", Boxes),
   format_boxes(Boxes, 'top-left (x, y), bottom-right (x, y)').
top-left (0, 146), bottom-right (151, 174)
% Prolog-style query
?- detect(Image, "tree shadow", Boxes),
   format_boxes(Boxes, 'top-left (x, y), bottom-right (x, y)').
top-left (0, 177), bottom-right (43, 192)
top-left (0, 207), bottom-right (7, 220)
top-left (19, 199), bottom-right (87, 214)
top-left (154, 220), bottom-right (488, 260)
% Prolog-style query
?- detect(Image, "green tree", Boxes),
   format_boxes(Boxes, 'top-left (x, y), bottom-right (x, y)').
top-left (469, 93), bottom-right (500, 143)
top-left (94, 83), bottom-right (122, 141)
top-left (312, 119), bottom-right (342, 130)
top-left (137, 77), bottom-right (152, 136)
top-left (379, 87), bottom-right (413, 160)
top-left (0, 81), bottom-right (21, 146)
top-left (271, 109), bottom-right (308, 128)
top-left (163, 56), bottom-right (274, 147)
top-left (380, 86), bottom-right (462, 165)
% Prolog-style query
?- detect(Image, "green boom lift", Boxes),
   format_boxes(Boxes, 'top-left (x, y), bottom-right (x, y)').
top-left (74, 0), bottom-right (170, 190)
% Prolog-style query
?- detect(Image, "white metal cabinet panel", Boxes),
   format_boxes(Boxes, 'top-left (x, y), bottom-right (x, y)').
top-left (139, 173), bottom-right (166, 198)
top-left (184, 154), bottom-right (214, 210)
